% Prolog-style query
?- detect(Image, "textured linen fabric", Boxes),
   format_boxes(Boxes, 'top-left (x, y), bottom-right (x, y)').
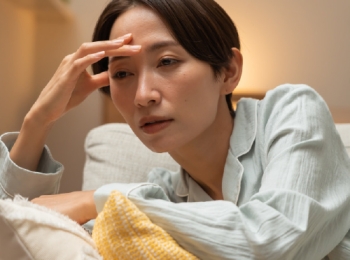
top-left (83, 123), bottom-right (179, 191)
top-left (0, 133), bottom-right (63, 200)
top-left (94, 84), bottom-right (350, 260)
top-left (0, 140), bottom-right (101, 259)
top-left (0, 195), bottom-right (101, 260)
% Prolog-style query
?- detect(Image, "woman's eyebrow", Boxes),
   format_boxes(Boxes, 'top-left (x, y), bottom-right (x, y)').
top-left (109, 40), bottom-right (179, 64)
top-left (145, 40), bottom-right (180, 53)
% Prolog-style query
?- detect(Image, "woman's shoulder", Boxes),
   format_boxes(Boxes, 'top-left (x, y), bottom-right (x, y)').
top-left (250, 84), bottom-right (338, 147)
top-left (258, 84), bottom-right (332, 121)
top-left (262, 83), bottom-right (325, 106)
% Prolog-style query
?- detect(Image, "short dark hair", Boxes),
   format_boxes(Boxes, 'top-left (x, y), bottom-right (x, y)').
top-left (92, 0), bottom-right (240, 116)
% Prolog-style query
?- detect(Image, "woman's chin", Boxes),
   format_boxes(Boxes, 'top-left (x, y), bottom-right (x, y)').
top-left (138, 137), bottom-right (180, 154)
top-left (142, 141), bottom-right (173, 154)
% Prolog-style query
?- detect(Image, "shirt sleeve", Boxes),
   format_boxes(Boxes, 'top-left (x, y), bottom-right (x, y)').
top-left (94, 85), bottom-right (350, 260)
top-left (0, 132), bottom-right (63, 200)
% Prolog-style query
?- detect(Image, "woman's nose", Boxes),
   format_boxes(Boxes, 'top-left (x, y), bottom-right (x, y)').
top-left (134, 75), bottom-right (161, 108)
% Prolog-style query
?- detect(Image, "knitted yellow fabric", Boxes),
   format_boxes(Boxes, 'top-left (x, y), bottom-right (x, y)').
top-left (92, 190), bottom-right (198, 260)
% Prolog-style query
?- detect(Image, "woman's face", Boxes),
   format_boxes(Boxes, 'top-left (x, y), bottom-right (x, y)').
top-left (108, 5), bottom-right (230, 153)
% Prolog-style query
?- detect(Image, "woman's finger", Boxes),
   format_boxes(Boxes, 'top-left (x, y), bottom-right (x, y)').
top-left (105, 45), bottom-right (142, 57)
top-left (74, 33), bottom-right (132, 59)
top-left (67, 51), bottom-right (107, 79)
top-left (68, 45), bottom-right (141, 80)
top-left (89, 71), bottom-right (110, 90)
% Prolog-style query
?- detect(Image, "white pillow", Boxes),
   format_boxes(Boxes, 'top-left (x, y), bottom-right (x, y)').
top-left (0, 195), bottom-right (102, 260)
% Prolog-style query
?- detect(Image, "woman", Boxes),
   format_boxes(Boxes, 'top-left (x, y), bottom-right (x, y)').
top-left (1, 0), bottom-right (349, 259)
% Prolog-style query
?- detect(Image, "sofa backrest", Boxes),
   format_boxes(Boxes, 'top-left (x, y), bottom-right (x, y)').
top-left (335, 124), bottom-right (350, 157)
top-left (82, 123), bottom-right (179, 190)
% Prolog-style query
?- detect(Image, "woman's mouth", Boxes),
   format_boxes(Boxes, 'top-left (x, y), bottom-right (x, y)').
top-left (139, 117), bottom-right (173, 134)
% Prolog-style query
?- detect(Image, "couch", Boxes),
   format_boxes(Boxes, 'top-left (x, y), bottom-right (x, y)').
top-left (1, 123), bottom-right (349, 259)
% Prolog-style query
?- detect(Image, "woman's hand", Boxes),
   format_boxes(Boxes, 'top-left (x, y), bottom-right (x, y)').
top-left (29, 33), bottom-right (139, 126)
top-left (10, 33), bottom-right (141, 171)
top-left (31, 190), bottom-right (98, 225)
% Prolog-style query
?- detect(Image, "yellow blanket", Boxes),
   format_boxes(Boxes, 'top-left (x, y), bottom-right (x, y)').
top-left (92, 190), bottom-right (198, 259)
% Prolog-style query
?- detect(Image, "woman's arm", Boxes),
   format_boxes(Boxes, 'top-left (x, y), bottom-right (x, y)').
top-left (0, 34), bottom-right (141, 200)
top-left (94, 85), bottom-right (350, 259)
top-left (10, 35), bottom-right (136, 171)
top-left (0, 132), bottom-right (63, 200)
top-left (10, 113), bottom-right (53, 172)
top-left (31, 190), bottom-right (97, 225)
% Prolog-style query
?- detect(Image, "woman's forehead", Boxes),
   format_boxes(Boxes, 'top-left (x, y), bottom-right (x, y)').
top-left (109, 5), bottom-right (174, 43)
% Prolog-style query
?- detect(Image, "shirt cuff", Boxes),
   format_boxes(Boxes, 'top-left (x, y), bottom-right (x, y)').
top-left (0, 132), bottom-right (64, 200)
top-left (94, 182), bottom-right (169, 213)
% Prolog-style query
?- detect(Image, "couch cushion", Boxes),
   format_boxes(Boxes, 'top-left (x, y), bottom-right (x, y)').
top-left (83, 123), bottom-right (180, 190)
top-left (0, 196), bottom-right (101, 260)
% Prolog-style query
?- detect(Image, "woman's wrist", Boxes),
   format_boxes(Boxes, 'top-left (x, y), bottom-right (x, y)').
top-left (24, 107), bottom-right (56, 131)
top-left (9, 111), bottom-right (54, 171)
top-left (83, 190), bottom-right (98, 223)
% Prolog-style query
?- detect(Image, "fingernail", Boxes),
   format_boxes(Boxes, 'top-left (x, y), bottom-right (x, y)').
top-left (130, 45), bottom-right (141, 51)
top-left (111, 39), bottom-right (124, 44)
top-left (121, 33), bottom-right (132, 39)
top-left (93, 51), bottom-right (105, 58)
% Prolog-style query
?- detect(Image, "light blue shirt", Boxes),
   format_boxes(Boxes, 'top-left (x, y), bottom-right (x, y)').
top-left (1, 84), bottom-right (350, 259)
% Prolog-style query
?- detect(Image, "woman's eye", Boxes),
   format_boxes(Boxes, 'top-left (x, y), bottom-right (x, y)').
top-left (113, 71), bottom-right (132, 79)
top-left (158, 58), bottom-right (178, 67)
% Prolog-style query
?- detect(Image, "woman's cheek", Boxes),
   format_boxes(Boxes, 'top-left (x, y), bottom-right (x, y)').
top-left (110, 84), bottom-right (133, 118)
top-left (109, 84), bottom-right (123, 110)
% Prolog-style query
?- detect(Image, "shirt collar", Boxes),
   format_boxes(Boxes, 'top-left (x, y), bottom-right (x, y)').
top-left (175, 98), bottom-right (259, 204)
top-left (230, 98), bottom-right (259, 158)
top-left (175, 169), bottom-right (213, 202)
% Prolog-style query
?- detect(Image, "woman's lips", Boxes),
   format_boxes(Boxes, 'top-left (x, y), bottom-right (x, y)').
top-left (140, 119), bottom-right (173, 134)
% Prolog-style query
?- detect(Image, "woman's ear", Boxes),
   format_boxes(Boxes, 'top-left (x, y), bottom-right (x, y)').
top-left (220, 48), bottom-right (243, 95)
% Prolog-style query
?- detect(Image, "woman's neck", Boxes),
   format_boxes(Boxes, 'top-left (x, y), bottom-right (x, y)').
top-left (169, 102), bottom-right (234, 200)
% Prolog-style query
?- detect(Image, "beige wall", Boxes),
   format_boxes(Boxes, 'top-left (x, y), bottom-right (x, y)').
top-left (218, 0), bottom-right (350, 121)
top-left (1, 1), bottom-right (349, 193)
top-left (0, 1), bottom-right (36, 133)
